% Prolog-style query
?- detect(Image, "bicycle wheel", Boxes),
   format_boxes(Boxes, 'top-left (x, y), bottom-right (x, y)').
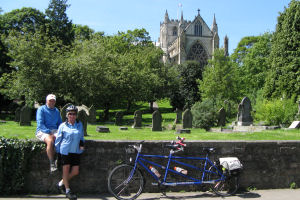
top-left (208, 166), bottom-right (239, 196)
top-left (108, 164), bottom-right (144, 200)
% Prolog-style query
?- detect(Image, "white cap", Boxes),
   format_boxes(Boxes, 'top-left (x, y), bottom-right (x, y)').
top-left (46, 94), bottom-right (56, 101)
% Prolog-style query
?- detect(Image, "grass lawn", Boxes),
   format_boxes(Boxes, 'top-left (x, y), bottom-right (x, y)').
top-left (1, 99), bottom-right (299, 141)
top-left (1, 120), bottom-right (299, 141)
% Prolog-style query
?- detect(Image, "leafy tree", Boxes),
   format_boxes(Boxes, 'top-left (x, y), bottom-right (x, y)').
top-left (264, 0), bottom-right (300, 98)
top-left (0, 7), bottom-right (46, 35)
top-left (175, 61), bottom-right (204, 109)
top-left (0, 30), bottom-right (66, 105)
top-left (45, 0), bottom-right (74, 45)
top-left (232, 33), bottom-right (272, 98)
top-left (73, 24), bottom-right (94, 41)
top-left (199, 49), bottom-right (241, 115)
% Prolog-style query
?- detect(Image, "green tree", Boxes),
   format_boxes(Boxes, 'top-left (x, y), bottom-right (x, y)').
top-left (232, 33), bottom-right (272, 98)
top-left (175, 61), bottom-right (204, 109)
top-left (73, 24), bottom-right (94, 41)
top-left (45, 0), bottom-right (74, 45)
top-left (264, 0), bottom-right (300, 98)
top-left (199, 49), bottom-right (241, 115)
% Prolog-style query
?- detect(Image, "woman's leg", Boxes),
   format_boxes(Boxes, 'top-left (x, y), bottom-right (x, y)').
top-left (63, 164), bottom-right (71, 189)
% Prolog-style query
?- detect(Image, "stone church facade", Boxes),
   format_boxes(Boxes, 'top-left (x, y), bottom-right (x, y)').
top-left (158, 9), bottom-right (228, 67)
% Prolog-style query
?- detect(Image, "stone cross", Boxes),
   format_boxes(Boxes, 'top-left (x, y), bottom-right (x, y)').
top-left (152, 110), bottom-right (162, 131)
top-left (132, 110), bottom-right (142, 128)
top-left (182, 109), bottom-right (193, 129)
top-left (237, 97), bottom-right (253, 126)
top-left (115, 111), bottom-right (123, 126)
top-left (217, 107), bottom-right (226, 127)
top-left (19, 105), bottom-right (31, 126)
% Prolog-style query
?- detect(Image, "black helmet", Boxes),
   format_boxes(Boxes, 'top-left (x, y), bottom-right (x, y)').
top-left (66, 105), bottom-right (78, 113)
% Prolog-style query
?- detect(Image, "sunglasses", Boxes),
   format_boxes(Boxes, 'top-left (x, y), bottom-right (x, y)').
top-left (68, 113), bottom-right (77, 116)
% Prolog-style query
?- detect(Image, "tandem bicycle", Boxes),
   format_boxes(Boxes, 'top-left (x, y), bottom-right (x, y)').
top-left (108, 137), bottom-right (243, 200)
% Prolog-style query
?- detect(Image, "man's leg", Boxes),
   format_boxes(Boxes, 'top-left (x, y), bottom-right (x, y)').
top-left (44, 134), bottom-right (57, 172)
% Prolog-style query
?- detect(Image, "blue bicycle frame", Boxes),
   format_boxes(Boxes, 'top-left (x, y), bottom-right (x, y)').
top-left (129, 144), bottom-right (225, 186)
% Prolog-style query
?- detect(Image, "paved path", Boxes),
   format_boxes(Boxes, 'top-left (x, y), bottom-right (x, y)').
top-left (0, 189), bottom-right (300, 200)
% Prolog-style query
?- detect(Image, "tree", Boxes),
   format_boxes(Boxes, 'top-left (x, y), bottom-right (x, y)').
top-left (45, 0), bottom-right (74, 45)
top-left (174, 61), bottom-right (204, 109)
top-left (199, 49), bottom-right (241, 115)
top-left (0, 7), bottom-right (46, 35)
top-left (264, 0), bottom-right (300, 98)
top-left (231, 33), bottom-right (272, 98)
top-left (73, 24), bottom-right (94, 41)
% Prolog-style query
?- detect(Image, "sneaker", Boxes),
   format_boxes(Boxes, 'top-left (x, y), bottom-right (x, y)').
top-left (57, 183), bottom-right (65, 194)
top-left (50, 162), bottom-right (57, 173)
top-left (66, 191), bottom-right (77, 199)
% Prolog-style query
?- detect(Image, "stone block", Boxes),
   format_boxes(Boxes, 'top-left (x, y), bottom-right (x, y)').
top-left (96, 126), bottom-right (110, 133)
top-left (289, 121), bottom-right (300, 129)
top-left (175, 129), bottom-right (191, 134)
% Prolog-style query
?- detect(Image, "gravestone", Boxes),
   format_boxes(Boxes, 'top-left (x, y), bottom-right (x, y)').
top-left (19, 105), bottom-right (31, 126)
top-left (152, 110), bottom-right (162, 131)
top-left (132, 110), bottom-right (142, 128)
top-left (88, 105), bottom-right (97, 124)
top-left (96, 126), bottom-right (110, 133)
top-left (288, 121), bottom-right (300, 129)
top-left (237, 97), bottom-right (253, 126)
top-left (217, 107), bottom-right (226, 127)
top-left (77, 109), bottom-right (88, 136)
top-left (174, 108), bottom-right (182, 124)
top-left (176, 129), bottom-right (191, 134)
top-left (119, 127), bottom-right (128, 130)
top-left (14, 107), bottom-right (21, 122)
top-left (115, 111), bottom-right (123, 126)
top-left (182, 109), bottom-right (192, 129)
top-left (61, 103), bottom-right (72, 122)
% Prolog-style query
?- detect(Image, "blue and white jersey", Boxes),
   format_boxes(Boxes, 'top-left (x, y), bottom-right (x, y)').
top-left (55, 121), bottom-right (84, 155)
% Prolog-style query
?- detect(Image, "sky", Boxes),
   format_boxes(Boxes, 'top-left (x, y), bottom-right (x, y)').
top-left (0, 0), bottom-right (291, 54)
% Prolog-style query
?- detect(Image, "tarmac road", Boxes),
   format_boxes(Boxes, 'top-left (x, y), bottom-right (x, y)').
top-left (0, 189), bottom-right (299, 200)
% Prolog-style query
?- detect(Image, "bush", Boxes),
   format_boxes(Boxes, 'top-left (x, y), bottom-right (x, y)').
top-left (0, 137), bottom-right (45, 194)
top-left (191, 99), bottom-right (217, 131)
top-left (254, 98), bottom-right (298, 126)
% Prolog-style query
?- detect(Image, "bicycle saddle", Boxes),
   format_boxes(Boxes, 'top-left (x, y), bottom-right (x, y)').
top-left (203, 147), bottom-right (215, 153)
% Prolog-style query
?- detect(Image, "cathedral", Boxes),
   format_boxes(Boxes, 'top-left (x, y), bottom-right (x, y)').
top-left (158, 9), bottom-right (228, 67)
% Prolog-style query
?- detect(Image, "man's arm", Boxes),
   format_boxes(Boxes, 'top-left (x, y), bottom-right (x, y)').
top-left (36, 107), bottom-right (50, 133)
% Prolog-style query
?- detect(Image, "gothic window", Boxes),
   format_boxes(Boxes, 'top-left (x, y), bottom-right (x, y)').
top-left (187, 41), bottom-right (208, 68)
top-left (194, 21), bottom-right (202, 36)
top-left (172, 27), bottom-right (177, 36)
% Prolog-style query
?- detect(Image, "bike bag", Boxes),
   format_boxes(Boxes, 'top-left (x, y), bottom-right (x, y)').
top-left (219, 157), bottom-right (243, 171)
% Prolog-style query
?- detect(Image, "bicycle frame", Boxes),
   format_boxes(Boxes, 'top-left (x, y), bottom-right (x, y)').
top-left (129, 144), bottom-right (225, 186)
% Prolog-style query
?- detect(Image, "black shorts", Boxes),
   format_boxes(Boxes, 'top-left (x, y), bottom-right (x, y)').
top-left (61, 153), bottom-right (81, 166)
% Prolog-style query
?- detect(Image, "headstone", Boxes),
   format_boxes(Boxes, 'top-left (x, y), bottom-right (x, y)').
top-left (77, 109), bottom-right (88, 136)
top-left (217, 107), bottom-right (226, 127)
top-left (152, 110), bottom-right (162, 131)
top-left (88, 105), bottom-right (97, 124)
top-left (288, 121), bottom-right (300, 129)
top-left (174, 108), bottom-right (182, 124)
top-left (19, 105), bottom-right (31, 126)
top-left (96, 126), bottom-right (110, 133)
top-left (14, 107), bottom-right (21, 122)
top-left (176, 129), bottom-right (191, 134)
top-left (237, 97), bottom-right (253, 126)
top-left (119, 127), bottom-right (128, 130)
top-left (61, 103), bottom-right (72, 122)
top-left (132, 110), bottom-right (142, 128)
top-left (182, 109), bottom-right (193, 129)
top-left (115, 111), bottom-right (123, 126)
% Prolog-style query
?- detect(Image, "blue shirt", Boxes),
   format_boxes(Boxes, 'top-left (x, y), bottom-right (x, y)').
top-left (36, 105), bottom-right (62, 134)
top-left (55, 121), bottom-right (85, 155)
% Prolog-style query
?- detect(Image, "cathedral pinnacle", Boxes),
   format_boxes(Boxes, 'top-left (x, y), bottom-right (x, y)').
top-left (164, 10), bottom-right (170, 23)
top-left (197, 8), bottom-right (200, 16)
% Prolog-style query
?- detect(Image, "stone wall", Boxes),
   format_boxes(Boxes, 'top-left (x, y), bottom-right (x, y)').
top-left (25, 140), bottom-right (300, 194)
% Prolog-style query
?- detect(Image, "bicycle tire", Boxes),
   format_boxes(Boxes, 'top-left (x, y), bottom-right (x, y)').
top-left (208, 166), bottom-right (239, 196)
top-left (108, 164), bottom-right (144, 200)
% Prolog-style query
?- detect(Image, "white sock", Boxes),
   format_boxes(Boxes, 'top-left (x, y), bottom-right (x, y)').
top-left (66, 188), bottom-right (70, 194)
top-left (58, 180), bottom-right (64, 186)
